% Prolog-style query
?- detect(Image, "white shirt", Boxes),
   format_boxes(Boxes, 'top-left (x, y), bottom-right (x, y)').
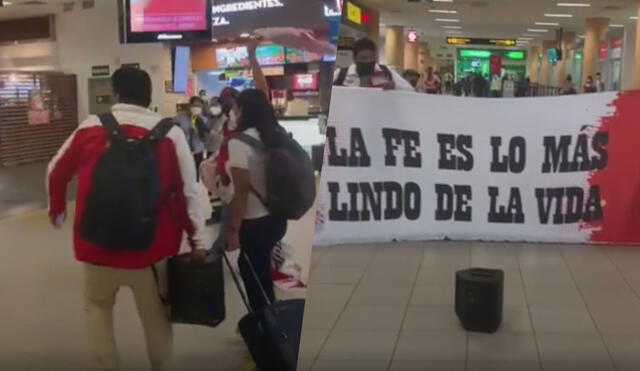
top-left (333, 63), bottom-right (415, 92)
top-left (227, 128), bottom-right (269, 220)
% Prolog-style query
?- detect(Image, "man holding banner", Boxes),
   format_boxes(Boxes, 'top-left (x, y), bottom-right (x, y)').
top-left (333, 37), bottom-right (414, 92)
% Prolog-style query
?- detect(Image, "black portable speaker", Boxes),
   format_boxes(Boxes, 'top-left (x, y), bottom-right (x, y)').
top-left (455, 268), bottom-right (504, 333)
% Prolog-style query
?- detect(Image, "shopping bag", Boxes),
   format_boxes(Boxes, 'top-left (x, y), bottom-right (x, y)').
top-left (272, 242), bottom-right (306, 290)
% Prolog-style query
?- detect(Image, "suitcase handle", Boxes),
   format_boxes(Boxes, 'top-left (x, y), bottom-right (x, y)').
top-left (222, 251), bottom-right (274, 314)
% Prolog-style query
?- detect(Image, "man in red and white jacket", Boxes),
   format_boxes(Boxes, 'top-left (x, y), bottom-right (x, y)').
top-left (47, 67), bottom-right (205, 371)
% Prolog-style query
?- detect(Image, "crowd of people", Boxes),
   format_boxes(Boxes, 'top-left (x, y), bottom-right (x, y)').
top-left (560, 72), bottom-right (606, 95)
top-left (46, 38), bottom-right (297, 371)
top-left (336, 37), bottom-right (610, 99)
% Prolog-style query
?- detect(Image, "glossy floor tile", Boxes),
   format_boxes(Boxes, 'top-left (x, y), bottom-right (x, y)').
top-left (300, 241), bottom-right (640, 370)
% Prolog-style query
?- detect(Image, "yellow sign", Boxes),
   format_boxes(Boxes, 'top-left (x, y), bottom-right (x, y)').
top-left (491, 39), bottom-right (517, 47)
top-left (346, 2), bottom-right (362, 25)
top-left (446, 37), bottom-right (517, 47)
top-left (446, 37), bottom-right (471, 46)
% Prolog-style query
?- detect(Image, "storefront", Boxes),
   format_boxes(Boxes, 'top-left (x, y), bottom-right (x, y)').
top-left (193, 42), bottom-right (335, 117)
top-left (0, 72), bottom-right (78, 166)
top-left (599, 37), bottom-right (623, 91)
top-left (336, 0), bottom-right (373, 68)
top-left (455, 48), bottom-right (527, 79)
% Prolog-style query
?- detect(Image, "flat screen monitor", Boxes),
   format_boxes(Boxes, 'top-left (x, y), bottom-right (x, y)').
top-left (215, 46), bottom-right (249, 68)
top-left (292, 73), bottom-right (318, 91)
top-left (256, 45), bottom-right (285, 66)
top-left (173, 46), bottom-right (190, 93)
top-left (323, 53), bottom-right (337, 62)
top-left (123, 0), bottom-right (212, 43)
top-left (285, 48), bottom-right (323, 64)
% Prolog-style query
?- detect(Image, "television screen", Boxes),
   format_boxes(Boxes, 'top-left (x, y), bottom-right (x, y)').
top-left (211, 0), bottom-right (327, 41)
top-left (285, 48), bottom-right (323, 64)
top-left (323, 53), bottom-right (337, 62)
top-left (123, 0), bottom-right (212, 43)
top-left (293, 73), bottom-right (318, 91)
top-left (215, 46), bottom-right (249, 68)
top-left (173, 46), bottom-right (190, 93)
top-left (256, 45), bottom-right (285, 66)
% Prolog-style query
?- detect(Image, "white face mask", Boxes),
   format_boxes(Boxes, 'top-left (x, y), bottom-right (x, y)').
top-left (210, 106), bottom-right (222, 116)
top-left (190, 107), bottom-right (203, 116)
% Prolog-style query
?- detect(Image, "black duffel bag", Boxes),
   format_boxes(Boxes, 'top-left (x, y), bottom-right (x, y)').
top-left (167, 250), bottom-right (226, 327)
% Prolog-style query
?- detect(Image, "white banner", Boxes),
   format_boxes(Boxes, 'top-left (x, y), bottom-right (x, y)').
top-left (314, 87), bottom-right (640, 246)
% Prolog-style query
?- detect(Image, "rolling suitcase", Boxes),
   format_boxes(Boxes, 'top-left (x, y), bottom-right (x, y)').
top-left (455, 268), bottom-right (504, 333)
top-left (167, 250), bottom-right (226, 327)
top-left (223, 252), bottom-right (304, 371)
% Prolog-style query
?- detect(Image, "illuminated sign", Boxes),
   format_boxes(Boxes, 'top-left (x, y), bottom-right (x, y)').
top-left (346, 1), bottom-right (362, 25)
top-left (407, 29), bottom-right (418, 43)
top-left (505, 51), bottom-right (525, 60)
top-left (324, 0), bottom-right (342, 17)
top-left (459, 49), bottom-right (491, 58)
top-left (459, 49), bottom-right (526, 60)
top-left (211, 0), bottom-right (327, 40)
top-left (447, 37), bottom-right (517, 47)
top-left (447, 37), bottom-right (471, 46)
top-left (212, 0), bottom-right (285, 14)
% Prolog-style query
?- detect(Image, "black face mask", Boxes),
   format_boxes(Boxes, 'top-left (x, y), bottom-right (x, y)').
top-left (356, 62), bottom-right (376, 76)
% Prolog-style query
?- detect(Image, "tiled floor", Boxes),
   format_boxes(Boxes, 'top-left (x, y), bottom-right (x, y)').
top-left (299, 241), bottom-right (640, 371)
top-left (0, 205), bottom-right (310, 370)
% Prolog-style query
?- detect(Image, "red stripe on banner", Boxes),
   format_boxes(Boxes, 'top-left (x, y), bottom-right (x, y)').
top-left (587, 90), bottom-right (640, 244)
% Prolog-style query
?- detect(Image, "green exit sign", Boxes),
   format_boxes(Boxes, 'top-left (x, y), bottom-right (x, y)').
top-left (505, 51), bottom-right (525, 60)
top-left (459, 49), bottom-right (492, 58)
top-left (459, 49), bottom-right (526, 60)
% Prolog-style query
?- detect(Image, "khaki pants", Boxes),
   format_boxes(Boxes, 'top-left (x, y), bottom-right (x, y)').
top-left (84, 262), bottom-right (172, 371)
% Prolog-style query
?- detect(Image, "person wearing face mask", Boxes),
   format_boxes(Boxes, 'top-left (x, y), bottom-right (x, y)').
top-left (175, 96), bottom-right (209, 180)
top-left (595, 72), bottom-right (605, 92)
top-left (201, 38), bottom-right (269, 235)
top-left (333, 37), bottom-right (414, 91)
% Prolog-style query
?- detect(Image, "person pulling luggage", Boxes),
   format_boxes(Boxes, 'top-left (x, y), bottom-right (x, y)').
top-left (47, 67), bottom-right (206, 371)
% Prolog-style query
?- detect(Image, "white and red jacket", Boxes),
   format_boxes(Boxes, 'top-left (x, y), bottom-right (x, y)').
top-left (47, 104), bottom-right (206, 269)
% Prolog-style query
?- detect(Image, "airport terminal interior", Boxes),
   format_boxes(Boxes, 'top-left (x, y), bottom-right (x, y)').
top-left (3, 0), bottom-right (640, 370)
top-left (300, 0), bottom-right (640, 370)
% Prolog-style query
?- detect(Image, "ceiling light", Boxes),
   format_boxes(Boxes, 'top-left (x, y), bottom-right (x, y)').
top-left (610, 24), bottom-right (625, 28)
top-left (522, 33), bottom-right (537, 37)
top-left (631, 16), bottom-right (639, 20)
top-left (535, 22), bottom-right (560, 26)
top-left (435, 18), bottom-right (461, 22)
top-left (433, 0), bottom-right (454, 2)
top-left (528, 28), bottom-right (549, 32)
top-left (429, 9), bottom-right (458, 14)
top-left (579, 35), bottom-right (586, 38)
top-left (545, 13), bottom-right (574, 18)
top-left (556, 2), bottom-right (591, 7)
top-left (518, 37), bottom-right (534, 40)
top-left (442, 25), bottom-right (462, 29)
top-left (446, 30), bottom-right (464, 34)
top-left (3, 0), bottom-right (13, 4)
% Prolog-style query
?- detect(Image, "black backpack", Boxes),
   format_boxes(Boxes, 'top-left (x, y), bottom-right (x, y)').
top-left (80, 113), bottom-right (175, 251)
top-left (233, 130), bottom-right (315, 220)
top-left (334, 64), bottom-right (393, 86)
